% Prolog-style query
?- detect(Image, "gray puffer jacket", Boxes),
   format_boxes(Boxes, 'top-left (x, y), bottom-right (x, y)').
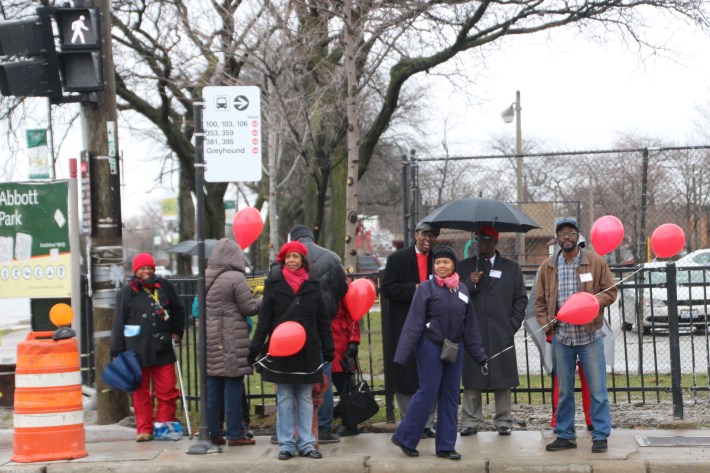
top-left (205, 238), bottom-right (262, 377)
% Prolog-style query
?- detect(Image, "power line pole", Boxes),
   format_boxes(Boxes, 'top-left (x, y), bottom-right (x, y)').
top-left (83, 0), bottom-right (129, 424)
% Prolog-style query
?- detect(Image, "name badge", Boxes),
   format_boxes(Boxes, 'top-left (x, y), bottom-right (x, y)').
top-left (489, 269), bottom-right (502, 279)
top-left (580, 272), bottom-right (593, 282)
top-left (458, 292), bottom-right (469, 304)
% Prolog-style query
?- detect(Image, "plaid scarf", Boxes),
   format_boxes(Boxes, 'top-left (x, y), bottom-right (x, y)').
top-left (128, 276), bottom-right (170, 319)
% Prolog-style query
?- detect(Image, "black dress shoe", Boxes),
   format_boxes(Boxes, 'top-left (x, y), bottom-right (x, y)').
top-left (391, 436), bottom-right (419, 457)
top-left (587, 424), bottom-right (594, 431)
top-left (498, 426), bottom-right (512, 436)
top-left (423, 427), bottom-right (436, 438)
top-left (436, 450), bottom-right (462, 460)
top-left (278, 451), bottom-right (294, 460)
top-left (460, 427), bottom-right (478, 436)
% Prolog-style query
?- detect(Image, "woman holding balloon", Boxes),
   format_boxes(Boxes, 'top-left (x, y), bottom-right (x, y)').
top-left (247, 241), bottom-right (334, 461)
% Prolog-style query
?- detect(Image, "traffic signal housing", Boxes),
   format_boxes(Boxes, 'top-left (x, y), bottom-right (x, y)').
top-left (0, 15), bottom-right (62, 97)
top-left (53, 7), bottom-right (103, 93)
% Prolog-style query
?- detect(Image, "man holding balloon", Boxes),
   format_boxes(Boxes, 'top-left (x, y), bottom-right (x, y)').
top-left (535, 217), bottom-right (617, 454)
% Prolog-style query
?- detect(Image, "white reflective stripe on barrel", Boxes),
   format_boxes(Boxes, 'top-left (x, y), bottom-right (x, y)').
top-left (15, 371), bottom-right (82, 388)
top-left (13, 410), bottom-right (84, 428)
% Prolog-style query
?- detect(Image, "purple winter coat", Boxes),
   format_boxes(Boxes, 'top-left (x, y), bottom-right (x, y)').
top-left (393, 278), bottom-right (487, 366)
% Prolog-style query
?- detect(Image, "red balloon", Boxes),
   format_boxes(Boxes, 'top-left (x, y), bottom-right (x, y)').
top-left (344, 278), bottom-right (376, 322)
top-left (232, 207), bottom-right (264, 248)
top-left (556, 292), bottom-right (600, 325)
top-left (269, 321), bottom-right (306, 357)
top-left (590, 215), bottom-right (624, 256)
top-left (651, 223), bottom-right (686, 258)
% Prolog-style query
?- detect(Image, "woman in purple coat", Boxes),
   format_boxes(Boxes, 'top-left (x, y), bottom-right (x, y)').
top-left (391, 246), bottom-right (487, 461)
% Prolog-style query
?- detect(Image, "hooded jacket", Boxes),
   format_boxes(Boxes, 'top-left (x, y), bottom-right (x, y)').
top-left (205, 238), bottom-right (262, 377)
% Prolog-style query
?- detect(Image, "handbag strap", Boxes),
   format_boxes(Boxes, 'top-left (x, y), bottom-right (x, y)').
top-left (354, 357), bottom-right (365, 384)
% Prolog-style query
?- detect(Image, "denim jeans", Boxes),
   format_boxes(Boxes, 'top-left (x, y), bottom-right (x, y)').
top-left (207, 376), bottom-right (244, 440)
top-left (275, 383), bottom-right (315, 454)
top-left (552, 335), bottom-right (611, 441)
top-left (317, 361), bottom-right (334, 432)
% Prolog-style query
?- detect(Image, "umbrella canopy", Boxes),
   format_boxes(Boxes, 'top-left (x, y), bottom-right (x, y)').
top-left (166, 239), bottom-right (218, 258)
top-left (102, 350), bottom-right (143, 393)
top-left (420, 197), bottom-right (540, 233)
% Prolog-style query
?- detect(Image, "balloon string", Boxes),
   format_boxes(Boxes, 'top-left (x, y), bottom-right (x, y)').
top-left (252, 354), bottom-right (328, 376)
top-left (485, 258), bottom-right (656, 366)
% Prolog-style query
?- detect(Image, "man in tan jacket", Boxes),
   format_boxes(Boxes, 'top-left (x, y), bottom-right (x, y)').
top-left (535, 217), bottom-right (617, 454)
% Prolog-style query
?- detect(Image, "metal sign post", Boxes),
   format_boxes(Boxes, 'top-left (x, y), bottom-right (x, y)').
top-left (187, 86), bottom-right (261, 454)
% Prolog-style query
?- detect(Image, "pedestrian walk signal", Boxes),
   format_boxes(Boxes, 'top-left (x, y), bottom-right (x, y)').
top-left (53, 7), bottom-right (103, 92)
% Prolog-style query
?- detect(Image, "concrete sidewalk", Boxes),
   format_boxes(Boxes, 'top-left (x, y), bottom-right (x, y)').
top-left (1, 425), bottom-right (710, 472)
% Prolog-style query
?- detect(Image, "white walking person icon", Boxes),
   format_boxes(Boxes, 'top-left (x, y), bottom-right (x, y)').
top-left (71, 15), bottom-right (89, 44)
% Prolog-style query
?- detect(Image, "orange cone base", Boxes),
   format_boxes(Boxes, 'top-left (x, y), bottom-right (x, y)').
top-left (12, 424), bottom-right (87, 463)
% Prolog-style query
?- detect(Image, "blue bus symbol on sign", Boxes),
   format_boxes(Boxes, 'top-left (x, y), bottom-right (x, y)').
top-left (215, 96), bottom-right (228, 110)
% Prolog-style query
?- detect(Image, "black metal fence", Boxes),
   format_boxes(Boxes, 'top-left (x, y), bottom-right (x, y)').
top-left (92, 263), bottom-right (708, 419)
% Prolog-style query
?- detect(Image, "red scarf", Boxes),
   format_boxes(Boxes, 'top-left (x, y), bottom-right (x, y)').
top-left (282, 266), bottom-right (308, 293)
top-left (435, 272), bottom-right (460, 291)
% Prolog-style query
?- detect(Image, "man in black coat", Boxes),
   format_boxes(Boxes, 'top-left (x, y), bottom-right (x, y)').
top-left (380, 221), bottom-right (439, 437)
top-left (457, 226), bottom-right (527, 436)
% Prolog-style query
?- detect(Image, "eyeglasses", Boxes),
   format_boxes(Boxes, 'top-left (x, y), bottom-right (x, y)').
top-left (478, 235), bottom-right (496, 242)
top-left (417, 231), bottom-right (438, 240)
top-left (557, 231), bottom-right (579, 239)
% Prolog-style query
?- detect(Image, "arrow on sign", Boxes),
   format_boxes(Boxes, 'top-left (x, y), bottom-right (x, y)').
top-left (234, 95), bottom-right (250, 111)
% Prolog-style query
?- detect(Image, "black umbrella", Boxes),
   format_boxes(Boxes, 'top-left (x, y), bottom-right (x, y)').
top-left (166, 239), bottom-right (219, 258)
top-left (420, 197), bottom-right (540, 233)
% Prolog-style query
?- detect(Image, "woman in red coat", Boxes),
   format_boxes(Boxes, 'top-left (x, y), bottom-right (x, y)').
top-left (331, 299), bottom-right (361, 436)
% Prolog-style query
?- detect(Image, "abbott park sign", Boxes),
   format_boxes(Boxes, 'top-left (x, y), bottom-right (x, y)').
top-left (0, 181), bottom-right (71, 298)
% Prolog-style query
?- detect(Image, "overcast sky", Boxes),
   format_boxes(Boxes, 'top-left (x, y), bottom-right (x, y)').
top-left (3, 13), bottom-right (710, 218)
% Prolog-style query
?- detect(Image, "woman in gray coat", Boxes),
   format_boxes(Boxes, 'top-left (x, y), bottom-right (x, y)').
top-left (205, 238), bottom-right (262, 446)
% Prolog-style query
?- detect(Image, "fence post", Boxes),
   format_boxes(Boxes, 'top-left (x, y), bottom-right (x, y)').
top-left (665, 262), bottom-right (684, 419)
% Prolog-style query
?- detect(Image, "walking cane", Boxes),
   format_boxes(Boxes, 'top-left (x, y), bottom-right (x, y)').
top-left (173, 341), bottom-right (194, 439)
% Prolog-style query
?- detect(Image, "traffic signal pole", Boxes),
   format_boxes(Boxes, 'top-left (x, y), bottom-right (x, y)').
top-left (83, 0), bottom-right (129, 424)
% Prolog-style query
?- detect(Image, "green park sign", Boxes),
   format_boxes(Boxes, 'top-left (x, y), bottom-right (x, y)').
top-left (0, 181), bottom-right (71, 298)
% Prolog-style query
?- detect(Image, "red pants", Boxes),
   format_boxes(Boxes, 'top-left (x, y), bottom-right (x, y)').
top-left (132, 364), bottom-right (180, 434)
top-left (551, 360), bottom-right (592, 428)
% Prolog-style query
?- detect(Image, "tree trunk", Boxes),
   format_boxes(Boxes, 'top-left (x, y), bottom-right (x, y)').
top-left (343, 0), bottom-right (360, 273)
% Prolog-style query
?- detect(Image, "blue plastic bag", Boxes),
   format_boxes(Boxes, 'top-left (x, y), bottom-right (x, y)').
top-left (154, 421), bottom-right (183, 441)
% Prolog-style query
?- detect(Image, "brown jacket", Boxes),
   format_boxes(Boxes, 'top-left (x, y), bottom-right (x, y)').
top-left (535, 248), bottom-right (617, 334)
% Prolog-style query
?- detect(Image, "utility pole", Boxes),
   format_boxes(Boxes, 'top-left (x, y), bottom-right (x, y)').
top-left (84, 0), bottom-right (129, 423)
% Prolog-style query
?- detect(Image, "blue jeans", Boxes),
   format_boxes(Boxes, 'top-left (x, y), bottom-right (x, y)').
top-left (317, 361), bottom-right (334, 432)
top-left (275, 383), bottom-right (316, 454)
top-left (552, 335), bottom-right (611, 441)
top-left (207, 376), bottom-right (244, 440)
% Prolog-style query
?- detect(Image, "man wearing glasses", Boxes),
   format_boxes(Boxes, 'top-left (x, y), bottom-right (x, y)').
top-left (457, 226), bottom-right (527, 436)
top-left (535, 217), bottom-right (617, 454)
top-left (381, 221), bottom-right (439, 438)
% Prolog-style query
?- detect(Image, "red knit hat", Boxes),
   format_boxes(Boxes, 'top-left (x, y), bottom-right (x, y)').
top-left (276, 241), bottom-right (308, 262)
top-left (478, 226), bottom-right (499, 240)
top-left (132, 253), bottom-right (156, 274)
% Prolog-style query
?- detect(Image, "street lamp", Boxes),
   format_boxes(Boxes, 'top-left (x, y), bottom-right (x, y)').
top-left (501, 90), bottom-right (525, 265)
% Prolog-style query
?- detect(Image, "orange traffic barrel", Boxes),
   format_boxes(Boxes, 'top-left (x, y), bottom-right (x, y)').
top-left (12, 331), bottom-right (87, 463)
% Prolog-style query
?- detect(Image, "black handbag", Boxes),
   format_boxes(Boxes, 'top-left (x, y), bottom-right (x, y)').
top-left (340, 359), bottom-right (379, 426)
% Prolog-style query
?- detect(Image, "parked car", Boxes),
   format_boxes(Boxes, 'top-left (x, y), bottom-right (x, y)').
top-left (621, 262), bottom-right (710, 335)
top-left (677, 248), bottom-right (710, 266)
top-left (155, 265), bottom-right (174, 277)
top-left (357, 254), bottom-right (383, 274)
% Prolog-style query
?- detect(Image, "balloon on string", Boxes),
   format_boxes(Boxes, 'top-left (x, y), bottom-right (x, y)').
top-left (590, 215), bottom-right (624, 255)
top-left (269, 321), bottom-right (306, 357)
top-left (232, 207), bottom-right (264, 248)
top-left (556, 292), bottom-right (600, 325)
top-left (344, 278), bottom-right (377, 321)
top-left (651, 223), bottom-right (686, 258)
